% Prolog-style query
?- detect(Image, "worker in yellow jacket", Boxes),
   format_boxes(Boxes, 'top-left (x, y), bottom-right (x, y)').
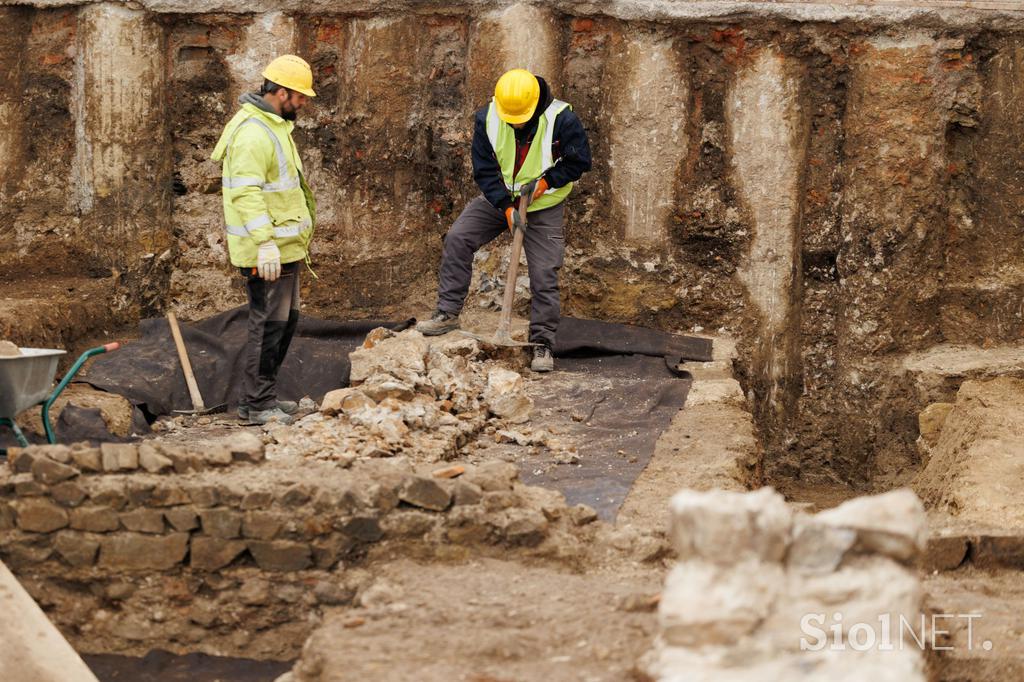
top-left (211, 55), bottom-right (317, 425)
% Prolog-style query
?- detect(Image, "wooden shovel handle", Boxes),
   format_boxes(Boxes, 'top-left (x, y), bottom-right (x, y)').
top-left (167, 312), bottom-right (206, 411)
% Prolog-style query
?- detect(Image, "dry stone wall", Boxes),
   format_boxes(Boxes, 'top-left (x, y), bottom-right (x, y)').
top-left (6, 1), bottom-right (1024, 483)
top-left (0, 436), bottom-right (614, 658)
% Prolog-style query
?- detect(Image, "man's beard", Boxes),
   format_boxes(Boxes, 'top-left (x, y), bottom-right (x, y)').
top-left (282, 109), bottom-right (298, 121)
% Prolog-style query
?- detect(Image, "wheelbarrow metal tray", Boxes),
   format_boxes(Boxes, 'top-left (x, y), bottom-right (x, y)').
top-left (0, 349), bottom-right (67, 419)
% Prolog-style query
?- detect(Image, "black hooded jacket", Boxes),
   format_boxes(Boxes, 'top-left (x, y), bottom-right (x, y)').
top-left (471, 76), bottom-right (593, 212)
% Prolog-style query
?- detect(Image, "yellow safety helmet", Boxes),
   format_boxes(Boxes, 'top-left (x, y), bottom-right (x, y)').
top-left (494, 69), bottom-right (539, 124)
top-left (261, 55), bottom-right (317, 97)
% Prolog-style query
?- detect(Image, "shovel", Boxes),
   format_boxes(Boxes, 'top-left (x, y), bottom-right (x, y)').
top-left (167, 312), bottom-right (226, 415)
top-left (460, 179), bottom-right (539, 349)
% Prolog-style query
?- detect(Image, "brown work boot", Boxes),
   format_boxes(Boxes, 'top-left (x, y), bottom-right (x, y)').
top-left (416, 310), bottom-right (460, 336)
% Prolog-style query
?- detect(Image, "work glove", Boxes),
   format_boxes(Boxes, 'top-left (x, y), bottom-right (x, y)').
top-left (257, 240), bottom-right (282, 282)
top-left (504, 206), bottom-right (519, 235)
top-left (531, 177), bottom-right (549, 203)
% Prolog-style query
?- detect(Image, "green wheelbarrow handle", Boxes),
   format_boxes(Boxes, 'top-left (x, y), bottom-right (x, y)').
top-left (41, 342), bottom-right (120, 445)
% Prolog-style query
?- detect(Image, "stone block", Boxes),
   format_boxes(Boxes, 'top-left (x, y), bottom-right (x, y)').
top-left (247, 540), bottom-right (312, 571)
top-left (313, 580), bottom-right (355, 606)
top-left (339, 516), bottom-right (383, 543)
top-left (241, 490), bottom-right (274, 510)
top-left (90, 484), bottom-right (128, 510)
top-left (660, 559), bottom-right (784, 648)
top-left (70, 506), bottom-right (121, 532)
top-left (500, 508), bottom-right (548, 546)
top-left (787, 517), bottom-right (857, 573)
top-left (320, 387), bottom-right (375, 416)
top-left (969, 535), bottom-right (1024, 570)
top-left (98, 533), bottom-right (189, 570)
top-left (312, 534), bottom-right (357, 569)
top-left (54, 531), bottom-right (99, 567)
top-left (0, 502), bottom-right (15, 531)
top-left (188, 484), bottom-right (219, 508)
top-left (164, 507), bottom-right (199, 532)
top-left (452, 480), bottom-right (483, 506)
top-left (464, 461), bottom-right (518, 492)
top-left (138, 443), bottom-right (173, 473)
top-left (7, 448), bottom-right (36, 473)
top-left (191, 536), bottom-right (247, 571)
top-left (229, 431), bottom-right (265, 463)
top-left (203, 445), bottom-right (234, 467)
top-left (399, 476), bottom-right (452, 511)
top-left (813, 489), bottom-right (927, 563)
top-left (13, 473), bottom-right (46, 497)
top-left (31, 457), bottom-right (78, 485)
top-left (126, 481), bottom-right (155, 506)
top-left (51, 481), bottom-right (87, 507)
top-left (41, 445), bottom-right (72, 463)
top-left (484, 367), bottom-right (533, 423)
top-left (200, 508), bottom-right (242, 539)
top-left (15, 498), bottom-right (69, 532)
top-left (669, 487), bottom-right (792, 564)
top-left (569, 504), bottom-right (599, 526)
top-left (120, 508), bottom-right (165, 534)
top-left (100, 443), bottom-right (139, 471)
top-left (71, 446), bottom-right (102, 472)
top-left (925, 534), bottom-right (969, 572)
top-left (280, 484), bottom-right (312, 507)
top-left (150, 484), bottom-right (191, 507)
top-left (242, 510), bottom-right (286, 540)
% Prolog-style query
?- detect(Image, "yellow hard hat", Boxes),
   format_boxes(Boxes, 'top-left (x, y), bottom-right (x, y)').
top-left (494, 69), bottom-right (539, 124)
top-left (262, 55), bottom-right (317, 97)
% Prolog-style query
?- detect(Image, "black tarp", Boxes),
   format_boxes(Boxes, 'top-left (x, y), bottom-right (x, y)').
top-left (82, 307), bottom-right (711, 419)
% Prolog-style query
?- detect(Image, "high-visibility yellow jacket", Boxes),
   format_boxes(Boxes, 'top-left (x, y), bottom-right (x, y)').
top-left (211, 102), bottom-right (316, 268)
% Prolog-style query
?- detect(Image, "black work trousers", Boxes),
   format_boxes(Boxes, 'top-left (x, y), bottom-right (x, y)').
top-left (241, 261), bottom-right (300, 411)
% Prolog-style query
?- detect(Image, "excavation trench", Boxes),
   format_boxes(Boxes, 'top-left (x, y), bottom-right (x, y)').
top-left (4, 1), bottom-right (1024, 680)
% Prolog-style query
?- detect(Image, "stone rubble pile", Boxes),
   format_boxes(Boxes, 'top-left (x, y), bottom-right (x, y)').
top-left (646, 487), bottom-right (929, 682)
top-left (271, 329), bottom-right (535, 464)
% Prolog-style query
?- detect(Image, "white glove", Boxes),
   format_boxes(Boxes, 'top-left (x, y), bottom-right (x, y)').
top-left (257, 241), bottom-right (281, 282)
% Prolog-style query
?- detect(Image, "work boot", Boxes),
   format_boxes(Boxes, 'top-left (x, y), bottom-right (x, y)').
top-left (416, 310), bottom-right (460, 336)
top-left (247, 406), bottom-right (295, 426)
top-left (531, 345), bottom-right (554, 373)
top-left (238, 400), bottom-right (298, 421)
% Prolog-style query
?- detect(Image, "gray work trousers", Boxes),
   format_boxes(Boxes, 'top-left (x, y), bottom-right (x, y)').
top-left (241, 261), bottom-right (300, 411)
top-left (437, 196), bottom-right (565, 348)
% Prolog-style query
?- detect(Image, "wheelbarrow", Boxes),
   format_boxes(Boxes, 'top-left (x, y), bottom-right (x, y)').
top-left (0, 342), bottom-right (120, 457)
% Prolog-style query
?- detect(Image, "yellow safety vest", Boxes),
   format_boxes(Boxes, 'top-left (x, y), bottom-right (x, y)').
top-left (485, 98), bottom-right (573, 212)
top-left (211, 103), bottom-right (316, 268)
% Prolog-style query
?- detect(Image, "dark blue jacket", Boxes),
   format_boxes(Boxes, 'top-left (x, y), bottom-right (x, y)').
top-left (471, 77), bottom-right (593, 212)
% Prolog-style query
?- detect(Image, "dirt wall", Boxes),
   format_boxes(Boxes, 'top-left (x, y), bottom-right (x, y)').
top-left (6, 1), bottom-right (1024, 485)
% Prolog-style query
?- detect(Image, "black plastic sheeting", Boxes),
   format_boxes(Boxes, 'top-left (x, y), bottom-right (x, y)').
top-left (82, 307), bottom-right (712, 419)
top-left (83, 307), bottom-right (415, 418)
top-left (85, 651), bottom-right (292, 682)
top-left (520, 353), bottom-right (693, 520)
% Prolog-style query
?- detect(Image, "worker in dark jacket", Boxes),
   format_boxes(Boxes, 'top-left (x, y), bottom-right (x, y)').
top-left (417, 69), bottom-right (592, 372)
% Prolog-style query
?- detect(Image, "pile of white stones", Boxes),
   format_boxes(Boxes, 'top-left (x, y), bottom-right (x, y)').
top-left (646, 487), bottom-right (929, 681)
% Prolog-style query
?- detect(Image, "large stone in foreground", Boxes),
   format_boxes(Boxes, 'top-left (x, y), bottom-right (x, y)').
top-left (669, 487), bottom-right (792, 563)
top-left (98, 533), bottom-right (189, 570)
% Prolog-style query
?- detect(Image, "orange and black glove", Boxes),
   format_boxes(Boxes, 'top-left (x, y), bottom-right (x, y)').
top-left (504, 206), bottom-right (517, 234)
top-left (531, 177), bottom-right (549, 203)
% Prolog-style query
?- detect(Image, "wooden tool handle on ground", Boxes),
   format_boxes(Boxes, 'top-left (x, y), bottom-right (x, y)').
top-left (167, 312), bottom-right (206, 411)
